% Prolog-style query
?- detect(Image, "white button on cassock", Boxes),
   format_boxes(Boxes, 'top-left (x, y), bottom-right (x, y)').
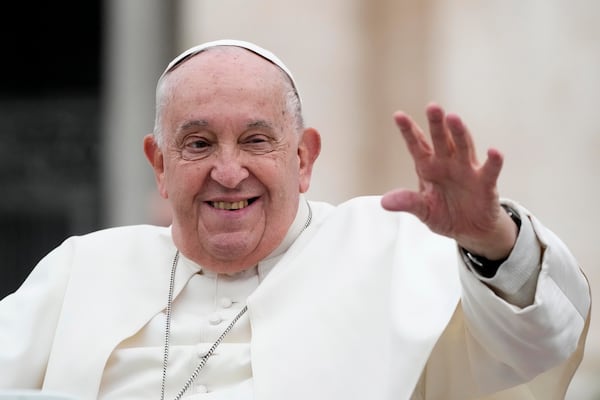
top-left (196, 343), bottom-right (212, 358)
top-left (195, 384), bottom-right (208, 393)
top-left (208, 313), bottom-right (222, 325)
top-left (219, 297), bottom-right (233, 308)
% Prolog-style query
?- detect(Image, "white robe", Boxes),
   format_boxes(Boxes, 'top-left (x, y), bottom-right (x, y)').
top-left (0, 196), bottom-right (590, 400)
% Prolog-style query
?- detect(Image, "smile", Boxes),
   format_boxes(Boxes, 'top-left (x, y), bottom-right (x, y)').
top-left (210, 198), bottom-right (257, 210)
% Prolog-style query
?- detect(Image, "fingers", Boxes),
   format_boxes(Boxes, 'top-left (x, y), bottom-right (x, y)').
top-left (394, 102), bottom-right (499, 182)
top-left (422, 102), bottom-right (477, 163)
top-left (481, 148), bottom-right (504, 188)
top-left (394, 111), bottom-right (433, 161)
top-left (445, 112), bottom-right (477, 164)
top-left (426, 104), bottom-right (453, 158)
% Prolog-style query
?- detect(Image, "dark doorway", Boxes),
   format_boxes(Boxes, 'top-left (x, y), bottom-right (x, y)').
top-left (0, 1), bottom-right (103, 297)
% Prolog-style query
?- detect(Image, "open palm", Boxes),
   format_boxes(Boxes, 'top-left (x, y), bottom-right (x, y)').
top-left (381, 103), bottom-right (515, 259)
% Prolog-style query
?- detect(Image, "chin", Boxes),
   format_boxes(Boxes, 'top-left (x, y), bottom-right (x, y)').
top-left (205, 263), bottom-right (257, 276)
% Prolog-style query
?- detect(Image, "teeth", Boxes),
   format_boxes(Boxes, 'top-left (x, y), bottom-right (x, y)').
top-left (211, 200), bottom-right (249, 210)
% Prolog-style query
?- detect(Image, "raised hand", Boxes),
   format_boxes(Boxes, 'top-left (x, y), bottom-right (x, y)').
top-left (381, 103), bottom-right (518, 260)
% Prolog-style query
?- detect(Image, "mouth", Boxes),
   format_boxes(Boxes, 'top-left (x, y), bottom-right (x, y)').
top-left (209, 197), bottom-right (258, 210)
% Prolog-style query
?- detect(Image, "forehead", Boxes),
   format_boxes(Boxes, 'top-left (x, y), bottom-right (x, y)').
top-left (159, 47), bottom-right (292, 135)
top-left (164, 46), bottom-right (289, 94)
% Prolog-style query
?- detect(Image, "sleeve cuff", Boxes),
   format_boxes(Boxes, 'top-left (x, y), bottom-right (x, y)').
top-left (464, 200), bottom-right (542, 302)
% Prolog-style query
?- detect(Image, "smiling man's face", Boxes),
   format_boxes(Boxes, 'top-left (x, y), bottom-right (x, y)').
top-left (144, 46), bottom-right (319, 273)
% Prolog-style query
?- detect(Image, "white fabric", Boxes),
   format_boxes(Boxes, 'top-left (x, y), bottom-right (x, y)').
top-left (0, 196), bottom-right (590, 400)
top-left (98, 199), bottom-right (312, 398)
top-left (99, 267), bottom-right (254, 399)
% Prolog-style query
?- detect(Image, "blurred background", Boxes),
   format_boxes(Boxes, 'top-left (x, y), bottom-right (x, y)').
top-left (0, 0), bottom-right (598, 397)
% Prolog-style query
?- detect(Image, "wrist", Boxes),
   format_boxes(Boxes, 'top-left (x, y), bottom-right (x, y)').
top-left (461, 204), bottom-right (521, 277)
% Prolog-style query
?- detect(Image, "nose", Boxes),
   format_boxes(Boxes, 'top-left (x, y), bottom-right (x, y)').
top-left (209, 149), bottom-right (250, 189)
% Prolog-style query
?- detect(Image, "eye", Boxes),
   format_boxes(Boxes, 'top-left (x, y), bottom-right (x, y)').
top-left (246, 135), bottom-right (268, 144)
top-left (181, 136), bottom-right (212, 160)
top-left (188, 139), bottom-right (210, 149)
top-left (241, 134), bottom-right (275, 154)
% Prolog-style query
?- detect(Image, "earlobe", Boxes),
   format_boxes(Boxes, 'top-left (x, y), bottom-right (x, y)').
top-left (143, 134), bottom-right (168, 198)
top-left (298, 128), bottom-right (322, 193)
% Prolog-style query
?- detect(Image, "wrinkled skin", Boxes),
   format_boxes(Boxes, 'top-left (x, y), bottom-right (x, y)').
top-left (381, 104), bottom-right (517, 260)
top-left (144, 47), bottom-right (320, 274)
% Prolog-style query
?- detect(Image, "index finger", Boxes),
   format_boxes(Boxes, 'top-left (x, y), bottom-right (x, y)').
top-left (394, 111), bottom-right (433, 161)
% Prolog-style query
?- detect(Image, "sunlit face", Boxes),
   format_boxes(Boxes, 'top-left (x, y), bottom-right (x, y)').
top-left (144, 47), bottom-right (320, 273)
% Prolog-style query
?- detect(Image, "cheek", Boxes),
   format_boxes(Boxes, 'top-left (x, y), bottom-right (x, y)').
top-left (275, 151), bottom-right (300, 182)
top-left (249, 158), bottom-right (293, 201)
top-left (164, 163), bottom-right (207, 203)
top-left (278, 156), bottom-right (302, 198)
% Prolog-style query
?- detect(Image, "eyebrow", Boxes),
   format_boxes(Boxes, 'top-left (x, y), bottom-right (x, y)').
top-left (178, 119), bottom-right (209, 133)
top-left (246, 120), bottom-right (274, 131)
top-left (177, 119), bottom-right (275, 133)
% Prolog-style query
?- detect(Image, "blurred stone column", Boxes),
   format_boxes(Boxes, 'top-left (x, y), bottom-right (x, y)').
top-left (101, 0), bottom-right (175, 227)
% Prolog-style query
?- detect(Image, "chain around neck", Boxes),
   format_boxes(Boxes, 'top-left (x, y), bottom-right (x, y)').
top-left (160, 200), bottom-right (312, 399)
top-left (160, 251), bottom-right (249, 400)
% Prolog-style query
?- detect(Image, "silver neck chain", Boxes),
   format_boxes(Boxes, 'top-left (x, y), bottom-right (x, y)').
top-left (160, 251), bottom-right (248, 400)
top-left (160, 201), bottom-right (312, 400)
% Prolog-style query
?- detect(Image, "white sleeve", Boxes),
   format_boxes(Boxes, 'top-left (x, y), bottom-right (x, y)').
top-left (464, 200), bottom-right (542, 307)
top-left (457, 201), bottom-right (590, 384)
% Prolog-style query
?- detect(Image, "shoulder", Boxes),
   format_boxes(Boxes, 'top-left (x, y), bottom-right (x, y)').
top-left (72, 224), bottom-right (170, 242)
top-left (311, 194), bottom-right (417, 222)
top-left (308, 195), bottom-right (428, 238)
top-left (56, 224), bottom-right (173, 259)
top-left (308, 195), bottom-right (387, 217)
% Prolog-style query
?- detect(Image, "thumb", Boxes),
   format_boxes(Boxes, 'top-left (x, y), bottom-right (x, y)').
top-left (380, 189), bottom-right (427, 219)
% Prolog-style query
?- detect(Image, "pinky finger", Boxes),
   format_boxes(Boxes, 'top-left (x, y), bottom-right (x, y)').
top-left (480, 148), bottom-right (504, 188)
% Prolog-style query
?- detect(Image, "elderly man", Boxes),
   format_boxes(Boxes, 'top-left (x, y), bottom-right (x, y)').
top-left (0, 39), bottom-right (591, 400)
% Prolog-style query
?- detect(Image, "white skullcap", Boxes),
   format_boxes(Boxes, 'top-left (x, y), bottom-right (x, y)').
top-left (159, 39), bottom-right (300, 103)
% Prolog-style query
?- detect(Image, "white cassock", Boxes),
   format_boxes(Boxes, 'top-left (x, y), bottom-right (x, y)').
top-left (0, 195), bottom-right (591, 400)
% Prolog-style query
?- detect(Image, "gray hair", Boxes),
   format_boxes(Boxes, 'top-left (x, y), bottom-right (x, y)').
top-left (152, 40), bottom-right (304, 148)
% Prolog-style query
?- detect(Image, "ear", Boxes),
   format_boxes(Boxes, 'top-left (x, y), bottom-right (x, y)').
top-left (297, 127), bottom-right (321, 193)
top-left (143, 134), bottom-right (168, 199)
